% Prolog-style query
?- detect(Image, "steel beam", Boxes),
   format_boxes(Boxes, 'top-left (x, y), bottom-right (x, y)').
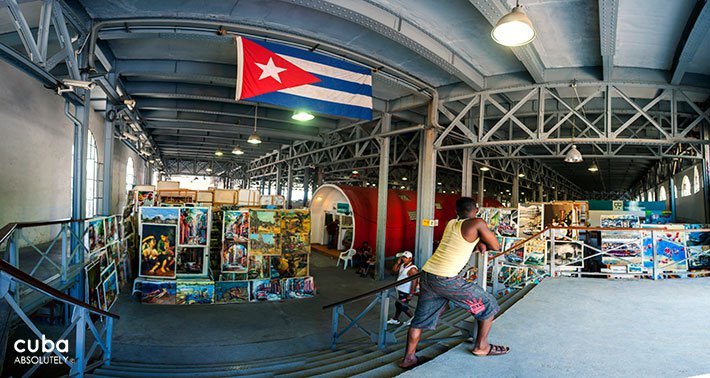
top-left (671, 1), bottom-right (710, 85)
top-left (375, 113), bottom-right (391, 281)
top-left (599, 0), bottom-right (619, 81)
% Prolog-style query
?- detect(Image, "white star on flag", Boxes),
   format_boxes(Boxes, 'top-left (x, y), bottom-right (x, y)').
top-left (255, 58), bottom-right (287, 83)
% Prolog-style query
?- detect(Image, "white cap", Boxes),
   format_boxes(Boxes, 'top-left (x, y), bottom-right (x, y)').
top-left (401, 251), bottom-right (413, 259)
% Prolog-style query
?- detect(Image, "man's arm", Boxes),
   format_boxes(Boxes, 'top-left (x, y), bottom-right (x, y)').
top-left (461, 218), bottom-right (500, 252)
top-left (392, 257), bottom-right (402, 274)
top-left (407, 266), bottom-right (419, 297)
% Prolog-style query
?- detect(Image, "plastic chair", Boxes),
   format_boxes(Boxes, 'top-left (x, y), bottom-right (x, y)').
top-left (337, 248), bottom-right (357, 269)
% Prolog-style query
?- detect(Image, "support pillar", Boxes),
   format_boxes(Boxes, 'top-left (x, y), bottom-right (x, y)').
top-left (553, 188), bottom-right (558, 201)
top-left (275, 159), bottom-right (283, 196)
top-left (511, 174), bottom-right (520, 207)
top-left (538, 183), bottom-right (544, 203)
top-left (375, 113), bottom-right (391, 281)
top-left (415, 110), bottom-right (437, 265)
top-left (286, 162), bottom-right (294, 209)
top-left (477, 173), bottom-right (485, 208)
top-left (669, 176), bottom-right (677, 222)
top-left (102, 101), bottom-right (114, 215)
top-left (703, 125), bottom-right (710, 223)
top-left (461, 148), bottom-right (473, 197)
top-left (303, 167), bottom-right (311, 205)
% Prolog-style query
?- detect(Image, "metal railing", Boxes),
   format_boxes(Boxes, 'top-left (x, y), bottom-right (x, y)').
top-left (0, 218), bottom-right (120, 377)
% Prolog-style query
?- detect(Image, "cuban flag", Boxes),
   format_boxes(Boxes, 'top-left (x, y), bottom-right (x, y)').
top-left (235, 37), bottom-right (372, 120)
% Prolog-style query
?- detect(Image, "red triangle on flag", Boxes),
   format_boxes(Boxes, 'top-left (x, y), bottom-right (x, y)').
top-left (235, 37), bottom-right (321, 100)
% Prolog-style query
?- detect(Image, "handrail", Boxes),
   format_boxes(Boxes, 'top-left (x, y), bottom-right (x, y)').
top-left (323, 272), bottom-right (421, 309)
top-left (0, 218), bottom-right (92, 246)
top-left (488, 226), bottom-right (552, 262)
top-left (0, 259), bottom-right (119, 319)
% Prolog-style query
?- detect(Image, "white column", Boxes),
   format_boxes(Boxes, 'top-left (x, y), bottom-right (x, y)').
top-left (375, 113), bottom-right (391, 280)
top-left (415, 111), bottom-right (438, 264)
top-left (461, 148), bottom-right (473, 196)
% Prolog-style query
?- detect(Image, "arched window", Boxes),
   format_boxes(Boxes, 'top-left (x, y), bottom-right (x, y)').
top-left (694, 166), bottom-right (700, 193)
top-left (659, 186), bottom-right (667, 201)
top-left (647, 190), bottom-right (655, 202)
top-left (674, 184), bottom-right (678, 199)
top-left (86, 131), bottom-right (98, 217)
top-left (681, 175), bottom-right (691, 197)
top-left (125, 157), bottom-right (135, 194)
top-left (641, 193), bottom-right (645, 201)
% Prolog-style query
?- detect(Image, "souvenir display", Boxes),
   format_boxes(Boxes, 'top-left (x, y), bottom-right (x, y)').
top-left (282, 277), bottom-right (315, 299)
top-left (600, 230), bottom-right (643, 269)
top-left (281, 210), bottom-right (311, 254)
top-left (176, 281), bottom-right (215, 304)
top-left (223, 211), bottom-right (249, 243)
top-left (141, 280), bottom-right (177, 304)
top-left (502, 237), bottom-right (524, 264)
top-left (517, 204), bottom-right (544, 238)
top-left (215, 281), bottom-right (250, 303)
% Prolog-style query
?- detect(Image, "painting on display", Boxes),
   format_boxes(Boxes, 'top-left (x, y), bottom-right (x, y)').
top-left (140, 207), bottom-right (179, 225)
top-left (179, 207), bottom-right (210, 246)
top-left (498, 209), bottom-right (518, 237)
top-left (85, 260), bottom-right (102, 309)
top-left (88, 218), bottom-right (106, 252)
top-left (250, 210), bottom-right (281, 234)
top-left (551, 241), bottom-right (584, 269)
top-left (498, 266), bottom-right (526, 287)
top-left (281, 210), bottom-right (311, 254)
top-left (219, 272), bottom-right (248, 281)
top-left (221, 241), bottom-right (248, 272)
top-left (139, 224), bottom-right (177, 278)
top-left (248, 255), bottom-right (271, 280)
top-left (102, 270), bottom-right (119, 310)
top-left (600, 231), bottom-right (643, 268)
top-left (281, 233), bottom-right (310, 255)
top-left (502, 237), bottom-right (524, 264)
top-left (176, 281), bottom-right (215, 304)
top-left (249, 233), bottom-right (280, 256)
top-left (250, 279), bottom-right (282, 302)
top-left (478, 208), bottom-right (500, 234)
top-left (215, 281), bottom-right (250, 303)
top-left (685, 229), bottom-right (710, 270)
top-left (523, 238), bottom-right (546, 266)
top-left (282, 277), bottom-right (315, 299)
top-left (600, 214), bottom-right (639, 228)
top-left (136, 191), bottom-right (156, 207)
top-left (106, 216), bottom-right (118, 245)
top-left (176, 246), bottom-right (207, 275)
top-left (141, 280), bottom-right (176, 304)
top-left (517, 204), bottom-right (544, 238)
top-left (544, 202), bottom-right (578, 240)
top-left (271, 253), bottom-right (309, 278)
top-left (654, 228), bottom-right (688, 271)
top-left (223, 211), bottom-right (249, 243)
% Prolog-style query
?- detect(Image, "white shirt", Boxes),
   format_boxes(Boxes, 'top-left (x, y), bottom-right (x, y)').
top-left (396, 263), bottom-right (417, 293)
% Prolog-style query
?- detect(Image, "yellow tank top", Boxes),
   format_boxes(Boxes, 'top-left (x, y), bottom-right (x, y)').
top-left (422, 219), bottom-right (479, 277)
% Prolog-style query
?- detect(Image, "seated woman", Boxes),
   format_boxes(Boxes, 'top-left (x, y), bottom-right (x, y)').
top-left (355, 242), bottom-right (374, 275)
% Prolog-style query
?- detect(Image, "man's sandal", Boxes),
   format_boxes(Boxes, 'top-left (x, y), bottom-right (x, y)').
top-left (472, 344), bottom-right (510, 356)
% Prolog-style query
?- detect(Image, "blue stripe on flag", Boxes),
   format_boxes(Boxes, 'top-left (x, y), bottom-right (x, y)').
top-left (250, 91), bottom-right (372, 120)
top-left (255, 39), bottom-right (371, 74)
top-left (311, 74), bottom-right (372, 97)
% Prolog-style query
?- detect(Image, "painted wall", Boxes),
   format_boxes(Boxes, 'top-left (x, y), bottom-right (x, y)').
top-left (0, 59), bottom-right (146, 245)
top-left (672, 165), bottom-right (706, 223)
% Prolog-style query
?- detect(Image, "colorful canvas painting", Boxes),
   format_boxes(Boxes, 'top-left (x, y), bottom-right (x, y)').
top-left (685, 230), bottom-right (710, 270)
top-left (282, 277), bottom-right (315, 299)
top-left (250, 233), bottom-right (280, 255)
top-left (223, 211), bottom-right (249, 243)
top-left (176, 246), bottom-right (207, 275)
top-left (215, 281), bottom-right (250, 303)
top-left (498, 266), bottom-right (526, 287)
top-left (600, 214), bottom-right (639, 228)
top-left (654, 230), bottom-right (688, 271)
top-left (502, 237), bottom-right (524, 264)
top-left (281, 233), bottom-right (310, 254)
top-left (139, 224), bottom-right (177, 278)
top-left (544, 202), bottom-right (578, 240)
top-left (250, 210), bottom-right (280, 234)
top-left (176, 281), bottom-right (215, 304)
top-left (517, 204), bottom-right (544, 238)
top-left (137, 191), bottom-right (156, 207)
top-left (221, 241), bottom-right (248, 272)
top-left (141, 280), bottom-right (176, 304)
top-left (88, 218), bottom-right (106, 252)
top-left (248, 256), bottom-right (271, 280)
top-left (140, 207), bottom-right (179, 225)
top-left (250, 279), bottom-right (282, 302)
top-left (85, 260), bottom-right (102, 309)
top-left (272, 253), bottom-right (309, 278)
top-left (102, 270), bottom-right (119, 310)
top-left (552, 241), bottom-right (584, 268)
top-left (498, 209), bottom-right (518, 237)
top-left (601, 231), bottom-right (643, 267)
top-left (219, 272), bottom-right (248, 281)
top-left (523, 238), bottom-right (546, 266)
top-left (179, 207), bottom-right (210, 246)
top-left (643, 210), bottom-right (673, 224)
top-left (478, 208), bottom-right (501, 234)
top-left (106, 216), bottom-right (118, 245)
top-left (281, 210), bottom-right (311, 234)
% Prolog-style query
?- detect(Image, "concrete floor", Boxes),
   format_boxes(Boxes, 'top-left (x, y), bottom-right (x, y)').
top-left (110, 251), bottom-right (395, 364)
top-left (400, 277), bottom-right (710, 378)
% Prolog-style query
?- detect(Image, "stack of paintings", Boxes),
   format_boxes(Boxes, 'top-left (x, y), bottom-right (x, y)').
top-left (84, 215), bottom-right (126, 311)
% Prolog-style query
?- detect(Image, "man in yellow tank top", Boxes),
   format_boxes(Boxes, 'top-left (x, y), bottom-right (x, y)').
top-left (400, 197), bottom-right (508, 369)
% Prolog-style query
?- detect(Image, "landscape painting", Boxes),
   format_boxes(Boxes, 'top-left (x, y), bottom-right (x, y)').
top-left (215, 281), bottom-right (250, 304)
top-left (176, 281), bottom-right (215, 304)
top-left (517, 204), bottom-right (544, 238)
top-left (250, 233), bottom-right (280, 256)
top-left (250, 210), bottom-right (280, 234)
top-left (179, 207), bottom-right (210, 246)
top-left (223, 211), bottom-right (249, 243)
top-left (141, 280), bottom-right (176, 304)
top-left (140, 207), bottom-right (179, 225)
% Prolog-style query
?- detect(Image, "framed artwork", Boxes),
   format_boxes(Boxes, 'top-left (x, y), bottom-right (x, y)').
top-left (654, 230), bottom-right (688, 271)
top-left (600, 214), bottom-right (639, 228)
top-left (215, 281), bottom-right (250, 303)
top-left (141, 280), bottom-right (176, 304)
top-left (219, 272), bottom-right (248, 281)
top-left (543, 202), bottom-right (578, 240)
top-left (551, 241), bottom-right (584, 269)
top-left (250, 279), bottom-right (282, 302)
top-left (136, 191), bottom-right (156, 208)
top-left (247, 256), bottom-right (271, 280)
top-left (223, 211), bottom-right (249, 243)
top-left (282, 277), bottom-right (315, 299)
top-left (102, 270), bottom-right (119, 311)
top-left (685, 230), bottom-right (710, 270)
top-left (249, 233), bottom-right (280, 256)
top-left (502, 237), bottom-right (524, 264)
top-left (281, 233), bottom-right (310, 255)
top-left (600, 231), bottom-right (643, 267)
top-left (517, 204), bottom-right (544, 238)
top-left (523, 238), bottom-right (546, 266)
top-left (179, 207), bottom-right (210, 246)
top-left (176, 246), bottom-right (208, 275)
top-left (85, 260), bottom-right (102, 309)
top-left (176, 281), bottom-right (215, 304)
top-left (106, 216), bottom-right (118, 245)
top-left (498, 209), bottom-right (518, 237)
top-left (221, 241), bottom-right (248, 272)
top-left (271, 253), bottom-right (309, 278)
top-left (140, 207), bottom-right (179, 225)
top-left (250, 210), bottom-right (281, 234)
top-left (498, 266), bottom-right (526, 287)
top-left (87, 218), bottom-right (106, 252)
top-left (281, 210), bottom-right (311, 234)
top-left (139, 224), bottom-right (177, 278)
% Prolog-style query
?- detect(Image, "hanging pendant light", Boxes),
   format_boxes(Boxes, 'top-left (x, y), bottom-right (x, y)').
top-left (588, 160), bottom-right (599, 172)
top-left (247, 104), bottom-right (262, 145)
top-left (491, 2), bottom-right (536, 47)
top-left (564, 145), bottom-right (583, 163)
top-left (232, 145), bottom-right (244, 155)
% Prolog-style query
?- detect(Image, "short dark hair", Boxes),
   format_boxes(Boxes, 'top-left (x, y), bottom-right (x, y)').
top-left (456, 197), bottom-right (479, 217)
